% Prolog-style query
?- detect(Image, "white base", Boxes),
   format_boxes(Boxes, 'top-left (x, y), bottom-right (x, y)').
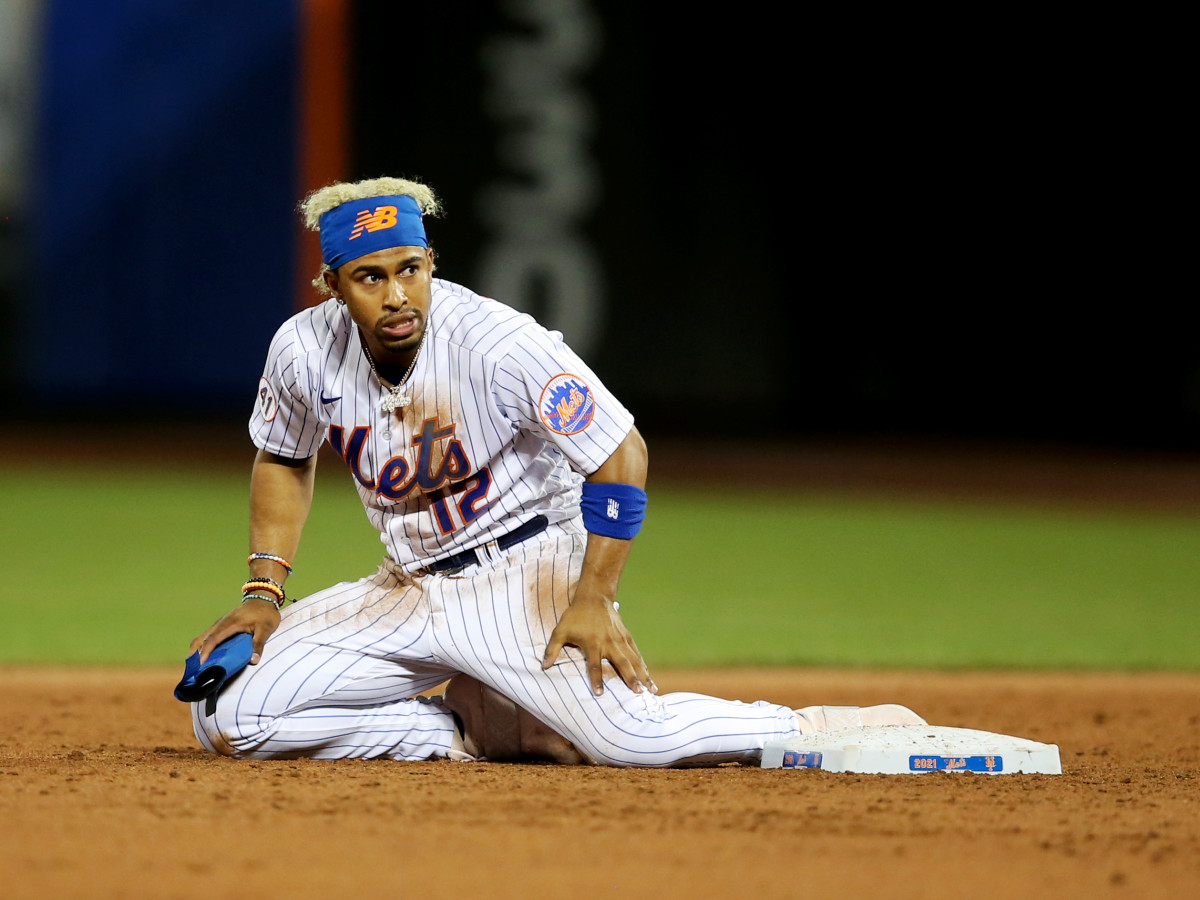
top-left (762, 725), bottom-right (1062, 775)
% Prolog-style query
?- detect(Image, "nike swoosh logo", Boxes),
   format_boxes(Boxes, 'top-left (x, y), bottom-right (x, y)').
top-left (321, 395), bottom-right (341, 404)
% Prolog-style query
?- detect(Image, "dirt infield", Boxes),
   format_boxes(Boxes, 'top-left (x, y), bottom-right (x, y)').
top-left (2, 666), bottom-right (1198, 900)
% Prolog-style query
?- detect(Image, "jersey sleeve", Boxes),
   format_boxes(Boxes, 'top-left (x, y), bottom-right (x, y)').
top-left (493, 324), bottom-right (635, 475)
top-left (248, 321), bottom-right (326, 460)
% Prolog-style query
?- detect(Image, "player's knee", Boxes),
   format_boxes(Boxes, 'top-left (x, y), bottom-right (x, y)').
top-left (191, 702), bottom-right (271, 759)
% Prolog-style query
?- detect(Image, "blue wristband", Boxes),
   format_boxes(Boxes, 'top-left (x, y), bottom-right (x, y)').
top-left (580, 482), bottom-right (647, 540)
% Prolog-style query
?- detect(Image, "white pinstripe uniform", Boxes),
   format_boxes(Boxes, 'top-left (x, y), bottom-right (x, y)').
top-left (191, 279), bottom-right (803, 766)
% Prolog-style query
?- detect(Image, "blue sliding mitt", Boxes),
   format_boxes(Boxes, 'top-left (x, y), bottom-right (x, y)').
top-left (173, 633), bottom-right (254, 703)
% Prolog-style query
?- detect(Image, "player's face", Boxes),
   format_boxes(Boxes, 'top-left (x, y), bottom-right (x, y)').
top-left (331, 246), bottom-right (435, 367)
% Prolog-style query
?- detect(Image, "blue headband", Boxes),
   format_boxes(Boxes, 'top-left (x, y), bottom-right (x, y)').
top-left (318, 194), bottom-right (428, 270)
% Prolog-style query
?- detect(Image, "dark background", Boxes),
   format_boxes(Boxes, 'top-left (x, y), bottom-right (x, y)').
top-left (3, 1), bottom-right (1192, 451)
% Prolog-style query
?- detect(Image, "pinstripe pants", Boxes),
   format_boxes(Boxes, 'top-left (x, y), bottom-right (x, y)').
top-left (191, 520), bottom-right (801, 767)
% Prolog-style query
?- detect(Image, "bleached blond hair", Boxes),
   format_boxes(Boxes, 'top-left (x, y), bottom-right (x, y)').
top-left (300, 176), bottom-right (442, 294)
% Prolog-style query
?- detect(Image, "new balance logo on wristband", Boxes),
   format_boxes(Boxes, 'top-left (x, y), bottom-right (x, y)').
top-left (581, 481), bottom-right (647, 540)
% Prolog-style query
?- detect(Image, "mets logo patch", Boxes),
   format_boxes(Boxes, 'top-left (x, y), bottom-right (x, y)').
top-left (257, 377), bottom-right (278, 421)
top-left (539, 374), bottom-right (596, 435)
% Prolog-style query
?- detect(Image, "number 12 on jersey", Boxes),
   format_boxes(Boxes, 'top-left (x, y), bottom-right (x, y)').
top-left (431, 467), bottom-right (494, 535)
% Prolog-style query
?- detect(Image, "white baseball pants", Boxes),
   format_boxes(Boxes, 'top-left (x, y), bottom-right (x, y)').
top-left (191, 520), bottom-right (801, 767)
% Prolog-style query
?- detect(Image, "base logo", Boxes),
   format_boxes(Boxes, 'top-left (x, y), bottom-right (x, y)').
top-left (910, 755), bottom-right (1003, 772)
top-left (781, 751), bottom-right (823, 769)
top-left (539, 374), bottom-right (595, 435)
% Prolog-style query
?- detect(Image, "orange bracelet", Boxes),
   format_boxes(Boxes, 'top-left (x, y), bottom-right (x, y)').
top-left (242, 578), bottom-right (285, 602)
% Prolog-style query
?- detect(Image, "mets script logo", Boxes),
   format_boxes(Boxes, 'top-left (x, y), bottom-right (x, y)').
top-left (349, 206), bottom-right (399, 240)
top-left (539, 374), bottom-right (595, 435)
top-left (257, 377), bottom-right (278, 421)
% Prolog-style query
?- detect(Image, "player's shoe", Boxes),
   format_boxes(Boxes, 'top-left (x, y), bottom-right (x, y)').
top-left (793, 704), bottom-right (926, 735)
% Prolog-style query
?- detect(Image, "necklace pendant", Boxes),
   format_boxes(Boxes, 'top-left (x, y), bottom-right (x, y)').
top-left (381, 390), bottom-right (409, 413)
top-left (364, 329), bottom-right (426, 414)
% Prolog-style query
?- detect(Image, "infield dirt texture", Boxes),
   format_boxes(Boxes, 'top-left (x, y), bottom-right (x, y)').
top-left (2, 435), bottom-right (1199, 898)
top-left (2, 666), bottom-right (1198, 899)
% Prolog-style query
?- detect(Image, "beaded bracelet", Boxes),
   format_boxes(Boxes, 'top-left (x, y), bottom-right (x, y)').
top-left (242, 577), bottom-right (286, 602)
top-left (242, 592), bottom-right (284, 611)
top-left (247, 552), bottom-right (293, 574)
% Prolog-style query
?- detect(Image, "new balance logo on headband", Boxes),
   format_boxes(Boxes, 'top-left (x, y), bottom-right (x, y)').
top-left (319, 194), bottom-right (429, 269)
top-left (349, 206), bottom-right (399, 240)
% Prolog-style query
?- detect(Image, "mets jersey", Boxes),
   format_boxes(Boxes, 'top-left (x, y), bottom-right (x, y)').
top-left (249, 279), bottom-right (634, 571)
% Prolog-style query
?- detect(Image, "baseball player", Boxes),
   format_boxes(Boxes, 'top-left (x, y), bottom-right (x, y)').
top-left (186, 176), bottom-right (924, 766)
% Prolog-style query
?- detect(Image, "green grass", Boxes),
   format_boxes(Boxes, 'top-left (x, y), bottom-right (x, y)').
top-left (0, 464), bottom-right (382, 665)
top-left (2, 464), bottom-right (1198, 669)
top-left (623, 492), bottom-right (1200, 669)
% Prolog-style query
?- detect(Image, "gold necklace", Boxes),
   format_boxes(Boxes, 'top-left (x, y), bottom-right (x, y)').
top-left (362, 330), bottom-right (427, 413)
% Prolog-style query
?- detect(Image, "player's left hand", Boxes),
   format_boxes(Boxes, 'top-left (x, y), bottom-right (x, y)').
top-left (542, 594), bottom-right (657, 697)
top-left (189, 597), bottom-right (281, 666)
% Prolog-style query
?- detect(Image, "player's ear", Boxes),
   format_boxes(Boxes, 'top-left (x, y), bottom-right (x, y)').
top-left (323, 269), bottom-right (342, 301)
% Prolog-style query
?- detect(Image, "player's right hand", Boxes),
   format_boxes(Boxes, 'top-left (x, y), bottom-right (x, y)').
top-left (189, 597), bottom-right (281, 666)
top-left (542, 592), bottom-right (656, 697)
